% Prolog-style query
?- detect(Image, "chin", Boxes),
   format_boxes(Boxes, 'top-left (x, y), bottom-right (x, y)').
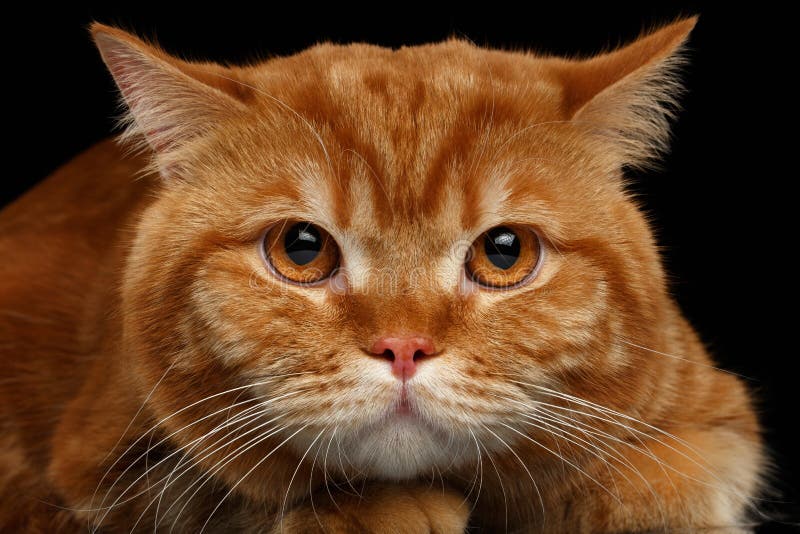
top-left (345, 415), bottom-right (467, 480)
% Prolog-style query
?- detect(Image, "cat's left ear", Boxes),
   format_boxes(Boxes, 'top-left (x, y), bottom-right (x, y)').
top-left (91, 23), bottom-right (252, 178)
top-left (556, 17), bottom-right (698, 169)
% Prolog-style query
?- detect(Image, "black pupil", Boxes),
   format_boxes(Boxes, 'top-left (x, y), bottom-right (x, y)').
top-left (484, 227), bottom-right (520, 270)
top-left (284, 223), bottom-right (323, 265)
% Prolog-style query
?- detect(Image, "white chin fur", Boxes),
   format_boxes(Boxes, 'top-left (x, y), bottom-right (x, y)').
top-left (343, 416), bottom-right (462, 480)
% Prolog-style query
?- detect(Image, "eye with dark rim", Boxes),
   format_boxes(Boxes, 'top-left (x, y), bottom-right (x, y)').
top-left (262, 221), bottom-right (340, 285)
top-left (465, 225), bottom-right (542, 289)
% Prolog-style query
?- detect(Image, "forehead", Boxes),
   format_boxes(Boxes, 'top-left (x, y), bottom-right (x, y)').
top-left (230, 41), bottom-right (578, 242)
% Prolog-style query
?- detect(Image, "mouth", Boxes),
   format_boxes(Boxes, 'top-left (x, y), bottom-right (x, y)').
top-left (325, 383), bottom-right (458, 479)
top-left (395, 384), bottom-right (413, 415)
top-left (286, 371), bottom-right (481, 480)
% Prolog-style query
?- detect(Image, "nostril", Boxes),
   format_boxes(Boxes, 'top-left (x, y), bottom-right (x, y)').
top-left (368, 335), bottom-right (437, 380)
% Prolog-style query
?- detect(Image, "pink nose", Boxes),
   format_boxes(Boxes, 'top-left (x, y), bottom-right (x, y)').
top-left (370, 336), bottom-right (436, 380)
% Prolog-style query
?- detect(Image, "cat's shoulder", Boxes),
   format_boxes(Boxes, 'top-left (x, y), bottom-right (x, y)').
top-left (0, 138), bottom-right (153, 234)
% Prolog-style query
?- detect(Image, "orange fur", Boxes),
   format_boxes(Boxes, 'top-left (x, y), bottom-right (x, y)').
top-left (0, 18), bottom-right (764, 532)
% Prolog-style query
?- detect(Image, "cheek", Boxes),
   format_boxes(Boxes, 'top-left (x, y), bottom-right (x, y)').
top-left (454, 253), bottom-right (612, 373)
top-left (192, 249), bottom-right (351, 371)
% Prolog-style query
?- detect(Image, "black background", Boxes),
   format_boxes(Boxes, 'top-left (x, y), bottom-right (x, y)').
top-left (2, 3), bottom-right (796, 531)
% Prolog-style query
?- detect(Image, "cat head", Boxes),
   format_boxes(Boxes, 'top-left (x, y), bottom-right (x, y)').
top-left (94, 19), bottom-right (695, 483)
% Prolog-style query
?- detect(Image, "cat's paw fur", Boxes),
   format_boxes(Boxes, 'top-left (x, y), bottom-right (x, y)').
top-left (272, 484), bottom-right (469, 533)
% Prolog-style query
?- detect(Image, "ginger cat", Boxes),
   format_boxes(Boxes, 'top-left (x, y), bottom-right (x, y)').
top-left (0, 18), bottom-right (765, 533)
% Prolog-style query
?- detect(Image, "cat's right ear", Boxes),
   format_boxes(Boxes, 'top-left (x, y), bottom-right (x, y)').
top-left (91, 23), bottom-right (252, 178)
top-left (554, 17), bottom-right (697, 171)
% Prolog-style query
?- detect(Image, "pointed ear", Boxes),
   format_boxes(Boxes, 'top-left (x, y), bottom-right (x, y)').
top-left (556, 17), bottom-right (698, 169)
top-left (91, 23), bottom-right (252, 177)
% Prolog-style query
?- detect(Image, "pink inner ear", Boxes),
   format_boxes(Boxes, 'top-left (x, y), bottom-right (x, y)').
top-left (96, 35), bottom-right (189, 158)
top-left (145, 128), bottom-right (173, 153)
top-left (94, 29), bottom-right (245, 169)
top-left (96, 36), bottom-right (137, 97)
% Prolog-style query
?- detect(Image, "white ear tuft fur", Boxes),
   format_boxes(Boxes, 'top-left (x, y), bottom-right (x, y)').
top-left (557, 17), bottom-right (698, 170)
top-left (91, 24), bottom-right (247, 178)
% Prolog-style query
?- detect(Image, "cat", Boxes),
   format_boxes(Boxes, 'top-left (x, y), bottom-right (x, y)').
top-left (0, 17), bottom-right (765, 533)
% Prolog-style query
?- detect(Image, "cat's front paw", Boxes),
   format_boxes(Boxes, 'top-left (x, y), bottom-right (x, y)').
top-left (273, 484), bottom-right (469, 534)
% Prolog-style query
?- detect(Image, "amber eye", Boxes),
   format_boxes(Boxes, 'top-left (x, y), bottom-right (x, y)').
top-left (465, 225), bottom-right (542, 288)
top-left (262, 221), bottom-right (339, 284)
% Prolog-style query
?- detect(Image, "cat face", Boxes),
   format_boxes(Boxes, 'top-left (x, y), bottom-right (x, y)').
top-left (96, 23), bottom-right (690, 482)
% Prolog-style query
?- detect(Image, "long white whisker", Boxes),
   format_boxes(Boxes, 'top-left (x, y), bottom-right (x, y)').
top-left (152, 401), bottom-right (274, 527)
top-left (534, 403), bottom-right (677, 487)
top-left (525, 384), bottom-right (760, 509)
top-left (198, 424), bottom-right (310, 534)
top-left (333, 428), bottom-right (362, 498)
top-left (155, 412), bottom-right (288, 525)
top-left (531, 384), bottom-right (698, 449)
top-left (506, 379), bottom-right (719, 478)
top-left (101, 389), bottom-right (308, 528)
top-left (620, 339), bottom-right (754, 380)
top-left (212, 74), bottom-right (334, 175)
top-left (124, 404), bottom-right (272, 516)
top-left (95, 387), bottom-right (307, 528)
top-left (89, 361), bottom-right (176, 530)
top-left (91, 372), bottom-right (312, 527)
top-left (93, 395), bottom-right (266, 526)
top-left (129, 413), bottom-right (282, 533)
top-left (530, 407), bottom-right (670, 529)
top-left (307, 425), bottom-right (332, 532)
top-left (279, 427), bottom-right (327, 533)
top-left (490, 392), bottom-right (639, 469)
top-left (480, 423), bottom-right (546, 528)
top-left (497, 421), bottom-right (621, 503)
top-left (322, 426), bottom-right (346, 512)
top-left (165, 423), bottom-right (290, 534)
top-left (476, 432), bottom-right (508, 532)
top-left (532, 394), bottom-right (710, 485)
top-left (464, 428), bottom-right (485, 513)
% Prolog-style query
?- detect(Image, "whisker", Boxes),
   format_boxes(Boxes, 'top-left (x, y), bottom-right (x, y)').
top-left (463, 428), bottom-right (485, 513)
top-left (497, 421), bottom-right (621, 503)
top-left (488, 375), bottom-right (765, 523)
top-left (130, 414), bottom-right (281, 533)
top-left (93, 395), bottom-right (267, 525)
top-left (523, 411), bottom-right (667, 511)
top-left (531, 393), bottom-right (712, 486)
top-left (321, 426), bottom-right (346, 512)
top-left (521, 412), bottom-right (627, 491)
top-left (526, 384), bottom-right (763, 509)
top-left (492, 392), bottom-right (641, 469)
top-left (151, 408), bottom-right (285, 528)
top-left (333, 428), bottom-right (362, 498)
top-left (96, 387), bottom-right (307, 528)
top-left (480, 423), bottom-right (546, 529)
top-left (153, 413), bottom-right (291, 530)
top-left (475, 432), bottom-right (508, 532)
top-left (529, 407), bottom-right (671, 529)
top-left (198, 424), bottom-right (310, 534)
top-left (620, 339), bottom-right (755, 381)
top-left (90, 371), bottom-right (313, 525)
top-left (502, 378), bottom-right (717, 474)
top-left (88, 406), bottom-right (265, 518)
top-left (106, 407), bottom-right (275, 530)
top-left (166, 423), bottom-right (291, 534)
top-left (307, 425), bottom-right (333, 532)
top-left (279, 427), bottom-right (328, 532)
top-left (341, 148), bottom-right (394, 217)
top-left (532, 384), bottom-right (699, 449)
top-left (534, 403), bottom-right (678, 489)
top-left (88, 361), bottom-right (176, 530)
